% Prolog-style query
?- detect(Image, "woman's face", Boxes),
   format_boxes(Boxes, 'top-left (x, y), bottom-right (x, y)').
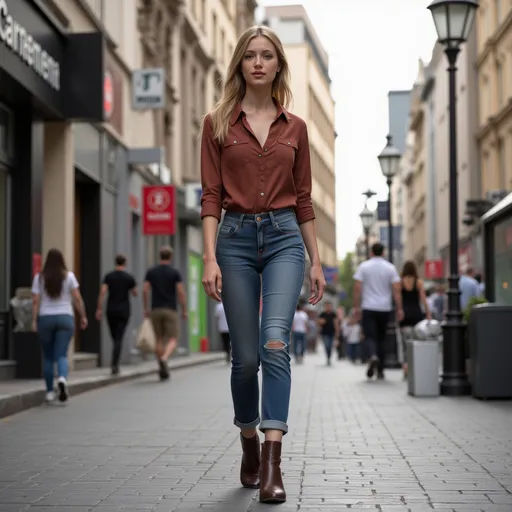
top-left (241, 36), bottom-right (280, 89)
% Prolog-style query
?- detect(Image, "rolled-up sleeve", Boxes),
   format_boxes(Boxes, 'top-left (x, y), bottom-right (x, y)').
top-left (200, 115), bottom-right (222, 221)
top-left (293, 120), bottom-right (316, 224)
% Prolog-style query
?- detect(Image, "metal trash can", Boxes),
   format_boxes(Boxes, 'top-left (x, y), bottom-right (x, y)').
top-left (407, 339), bottom-right (440, 397)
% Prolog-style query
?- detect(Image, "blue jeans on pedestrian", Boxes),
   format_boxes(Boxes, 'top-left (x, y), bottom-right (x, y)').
top-left (322, 334), bottom-right (334, 361)
top-left (346, 342), bottom-right (360, 362)
top-left (292, 332), bottom-right (306, 358)
top-left (37, 314), bottom-right (74, 392)
top-left (216, 208), bottom-right (305, 435)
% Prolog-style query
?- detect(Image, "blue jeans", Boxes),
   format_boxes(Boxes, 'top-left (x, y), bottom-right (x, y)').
top-left (216, 208), bottom-right (305, 434)
top-left (37, 314), bottom-right (74, 392)
top-left (322, 334), bottom-right (334, 361)
top-left (292, 332), bottom-right (306, 358)
top-left (346, 342), bottom-right (360, 361)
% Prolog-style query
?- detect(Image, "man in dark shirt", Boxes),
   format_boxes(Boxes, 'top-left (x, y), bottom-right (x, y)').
top-left (318, 301), bottom-right (339, 366)
top-left (96, 254), bottom-right (137, 375)
top-left (143, 245), bottom-right (187, 380)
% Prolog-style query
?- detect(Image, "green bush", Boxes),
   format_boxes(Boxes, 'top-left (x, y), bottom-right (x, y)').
top-left (463, 295), bottom-right (488, 324)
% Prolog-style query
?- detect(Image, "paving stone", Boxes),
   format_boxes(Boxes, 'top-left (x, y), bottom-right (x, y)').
top-left (0, 355), bottom-right (511, 511)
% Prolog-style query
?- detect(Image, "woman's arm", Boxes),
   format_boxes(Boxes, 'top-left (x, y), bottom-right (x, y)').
top-left (418, 279), bottom-right (431, 319)
top-left (294, 121), bottom-right (325, 304)
top-left (200, 115), bottom-right (223, 301)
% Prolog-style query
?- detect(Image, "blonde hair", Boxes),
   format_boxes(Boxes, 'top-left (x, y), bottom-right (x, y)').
top-left (204, 26), bottom-right (293, 143)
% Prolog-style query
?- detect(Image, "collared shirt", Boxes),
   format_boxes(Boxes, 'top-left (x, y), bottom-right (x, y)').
top-left (459, 275), bottom-right (480, 310)
top-left (200, 100), bottom-right (315, 224)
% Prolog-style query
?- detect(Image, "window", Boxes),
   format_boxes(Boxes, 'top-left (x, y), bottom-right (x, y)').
top-left (496, 60), bottom-right (503, 107)
top-left (498, 139), bottom-right (506, 189)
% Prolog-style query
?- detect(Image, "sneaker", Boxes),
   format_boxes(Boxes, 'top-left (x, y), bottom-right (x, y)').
top-left (158, 359), bottom-right (170, 381)
top-left (366, 356), bottom-right (379, 379)
top-left (57, 377), bottom-right (69, 402)
top-left (45, 391), bottom-right (55, 403)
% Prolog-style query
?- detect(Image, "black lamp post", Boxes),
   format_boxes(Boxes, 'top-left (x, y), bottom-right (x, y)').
top-left (360, 205), bottom-right (375, 260)
top-left (377, 135), bottom-right (401, 263)
top-left (427, 0), bottom-right (478, 396)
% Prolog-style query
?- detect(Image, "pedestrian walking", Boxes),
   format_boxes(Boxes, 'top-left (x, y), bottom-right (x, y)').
top-left (345, 308), bottom-right (362, 363)
top-left (215, 300), bottom-right (231, 363)
top-left (31, 248), bottom-right (87, 403)
top-left (143, 246), bottom-right (188, 381)
top-left (399, 261), bottom-right (431, 379)
top-left (200, 25), bottom-right (326, 504)
top-left (291, 301), bottom-right (308, 364)
top-left (318, 301), bottom-right (339, 366)
top-left (353, 243), bottom-right (403, 380)
top-left (96, 254), bottom-right (137, 375)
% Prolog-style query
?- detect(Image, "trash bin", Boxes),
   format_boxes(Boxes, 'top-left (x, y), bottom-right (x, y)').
top-left (407, 339), bottom-right (440, 397)
top-left (469, 304), bottom-right (512, 399)
top-left (10, 288), bottom-right (43, 379)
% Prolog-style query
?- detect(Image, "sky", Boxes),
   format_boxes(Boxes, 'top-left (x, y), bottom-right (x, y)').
top-left (258, 0), bottom-right (438, 259)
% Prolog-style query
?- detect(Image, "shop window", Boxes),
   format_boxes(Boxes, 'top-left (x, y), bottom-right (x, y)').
top-left (0, 171), bottom-right (7, 311)
top-left (493, 217), bottom-right (512, 305)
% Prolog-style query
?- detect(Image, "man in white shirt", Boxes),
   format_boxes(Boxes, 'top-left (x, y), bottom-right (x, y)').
top-left (215, 301), bottom-right (230, 363)
top-left (353, 243), bottom-right (404, 380)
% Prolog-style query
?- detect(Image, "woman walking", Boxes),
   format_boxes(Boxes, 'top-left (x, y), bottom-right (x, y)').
top-left (400, 260), bottom-right (431, 378)
top-left (32, 249), bottom-right (88, 403)
top-left (200, 26), bottom-right (325, 503)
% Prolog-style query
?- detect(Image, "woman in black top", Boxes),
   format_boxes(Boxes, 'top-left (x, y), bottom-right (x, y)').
top-left (400, 261), bottom-right (431, 378)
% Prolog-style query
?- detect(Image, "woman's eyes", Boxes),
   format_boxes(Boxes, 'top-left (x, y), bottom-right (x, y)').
top-left (244, 54), bottom-right (274, 60)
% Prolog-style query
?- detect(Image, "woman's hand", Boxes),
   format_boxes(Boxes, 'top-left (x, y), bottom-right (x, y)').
top-left (309, 264), bottom-right (326, 305)
top-left (31, 319), bottom-right (37, 333)
top-left (202, 259), bottom-right (223, 301)
top-left (80, 316), bottom-right (88, 330)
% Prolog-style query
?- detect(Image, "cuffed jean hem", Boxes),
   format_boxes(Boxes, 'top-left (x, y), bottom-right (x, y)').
top-left (259, 420), bottom-right (288, 435)
top-left (234, 416), bottom-right (261, 430)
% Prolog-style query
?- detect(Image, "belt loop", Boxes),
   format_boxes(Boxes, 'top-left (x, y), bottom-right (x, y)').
top-left (268, 211), bottom-right (277, 228)
top-left (239, 213), bottom-right (245, 227)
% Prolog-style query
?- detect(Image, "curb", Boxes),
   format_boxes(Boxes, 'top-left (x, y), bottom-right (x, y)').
top-left (0, 353), bottom-right (225, 420)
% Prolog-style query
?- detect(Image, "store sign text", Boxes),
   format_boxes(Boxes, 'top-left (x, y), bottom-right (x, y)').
top-left (0, 0), bottom-right (60, 91)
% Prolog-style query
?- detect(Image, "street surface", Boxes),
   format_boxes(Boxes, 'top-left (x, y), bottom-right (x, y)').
top-left (0, 353), bottom-right (511, 512)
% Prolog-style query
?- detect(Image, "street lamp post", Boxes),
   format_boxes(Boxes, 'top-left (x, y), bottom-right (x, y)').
top-left (360, 205), bottom-right (375, 260)
top-left (377, 135), bottom-right (402, 369)
top-left (428, 0), bottom-right (477, 397)
top-left (377, 135), bottom-right (401, 264)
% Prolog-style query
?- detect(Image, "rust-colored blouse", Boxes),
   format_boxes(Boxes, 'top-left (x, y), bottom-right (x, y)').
top-left (200, 101), bottom-right (315, 224)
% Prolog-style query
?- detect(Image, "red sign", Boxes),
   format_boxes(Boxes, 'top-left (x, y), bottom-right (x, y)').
top-left (104, 71), bottom-right (114, 119)
top-left (142, 185), bottom-right (176, 235)
top-left (32, 253), bottom-right (42, 277)
top-left (425, 260), bottom-right (443, 279)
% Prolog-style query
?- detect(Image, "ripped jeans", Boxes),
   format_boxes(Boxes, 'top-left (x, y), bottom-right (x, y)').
top-left (216, 208), bottom-right (305, 434)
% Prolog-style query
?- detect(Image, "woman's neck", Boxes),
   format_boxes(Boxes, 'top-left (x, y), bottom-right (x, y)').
top-left (242, 87), bottom-right (274, 112)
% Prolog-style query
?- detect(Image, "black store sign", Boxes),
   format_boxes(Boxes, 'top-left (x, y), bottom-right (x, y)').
top-left (0, 0), bottom-right (104, 121)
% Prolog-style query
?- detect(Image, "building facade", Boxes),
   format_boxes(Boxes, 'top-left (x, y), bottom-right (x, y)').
top-left (387, 90), bottom-right (411, 270)
top-left (476, 0), bottom-right (512, 213)
top-left (263, 5), bottom-right (338, 300)
top-left (0, 0), bottom-right (105, 376)
top-left (0, 0), bottom-right (256, 378)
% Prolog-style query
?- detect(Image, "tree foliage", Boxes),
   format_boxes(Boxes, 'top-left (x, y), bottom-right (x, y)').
top-left (338, 252), bottom-right (355, 310)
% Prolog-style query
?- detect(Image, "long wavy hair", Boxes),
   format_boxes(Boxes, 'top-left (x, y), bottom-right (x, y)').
top-left (41, 248), bottom-right (67, 298)
top-left (205, 25), bottom-right (293, 143)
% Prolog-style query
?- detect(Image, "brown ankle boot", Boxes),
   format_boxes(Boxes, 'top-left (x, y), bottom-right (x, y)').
top-left (259, 441), bottom-right (286, 503)
top-left (240, 434), bottom-right (260, 488)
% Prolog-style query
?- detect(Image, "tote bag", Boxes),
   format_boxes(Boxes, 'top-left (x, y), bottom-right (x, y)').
top-left (136, 318), bottom-right (156, 354)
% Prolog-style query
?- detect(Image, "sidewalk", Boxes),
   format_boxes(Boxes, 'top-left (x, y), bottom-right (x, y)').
top-left (0, 352), bottom-right (225, 419)
top-left (0, 352), bottom-right (511, 511)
